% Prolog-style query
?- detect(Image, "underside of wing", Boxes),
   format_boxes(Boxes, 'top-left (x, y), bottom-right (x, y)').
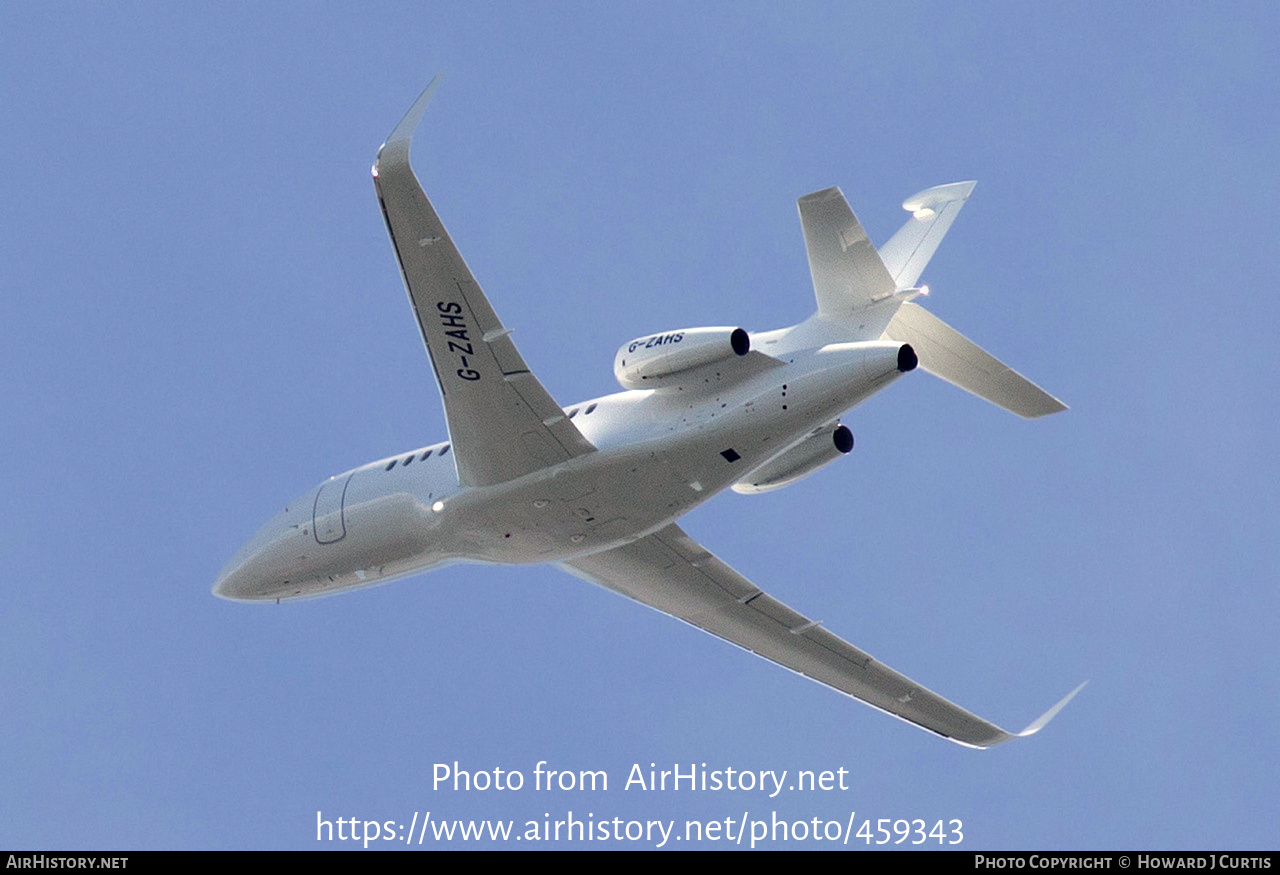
top-left (562, 525), bottom-right (1083, 748)
top-left (372, 76), bottom-right (595, 487)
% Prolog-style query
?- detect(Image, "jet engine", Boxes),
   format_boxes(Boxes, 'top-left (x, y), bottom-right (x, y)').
top-left (614, 327), bottom-right (750, 389)
top-left (732, 422), bottom-right (854, 494)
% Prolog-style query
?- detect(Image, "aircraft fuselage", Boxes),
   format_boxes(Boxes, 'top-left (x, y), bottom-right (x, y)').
top-left (214, 336), bottom-right (910, 602)
top-left (211, 76), bottom-right (1084, 748)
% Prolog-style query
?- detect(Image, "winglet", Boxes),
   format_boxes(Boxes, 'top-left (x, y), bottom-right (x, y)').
top-left (964, 681), bottom-right (1087, 749)
top-left (1016, 680), bottom-right (1088, 737)
top-left (375, 73), bottom-right (445, 171)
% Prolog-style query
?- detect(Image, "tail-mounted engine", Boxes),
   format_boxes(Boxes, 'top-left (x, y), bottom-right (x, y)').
top-left (732, 422), bottom-right (854, 494)
top-left (614, 327), bottom-right (750, 390)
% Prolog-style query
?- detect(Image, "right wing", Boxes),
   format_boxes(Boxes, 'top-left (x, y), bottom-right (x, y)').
top-left (563, 524), bottom-right (1084, 748)
top-left (373, 76), bottom-right (595, 487)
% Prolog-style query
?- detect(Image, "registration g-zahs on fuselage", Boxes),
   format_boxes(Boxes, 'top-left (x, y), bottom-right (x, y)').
top-left (214, 76), bottom-right (1084, 749)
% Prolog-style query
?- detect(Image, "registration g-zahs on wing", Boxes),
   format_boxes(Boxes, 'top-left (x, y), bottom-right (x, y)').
top-left (214, 76), bottom-right (1085, 748)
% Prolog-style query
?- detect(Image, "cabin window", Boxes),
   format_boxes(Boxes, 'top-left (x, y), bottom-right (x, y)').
top-left (440, 444), bottom-right (451, 456)
top-left (585, 403), bottom-right (597, 415)
top-left (420, 449), bottom-right (432, 461)
top-left (567, 408), bottom-right (579, 419)
top-left (384, 460), bottom-right (396, 471)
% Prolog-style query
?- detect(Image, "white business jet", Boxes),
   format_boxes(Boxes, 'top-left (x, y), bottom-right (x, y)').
top-left (214, 77), bottom-right (1084, 748)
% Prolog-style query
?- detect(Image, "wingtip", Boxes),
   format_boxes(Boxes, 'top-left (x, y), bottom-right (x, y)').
top-left (376, 72), bottom-right (446, 166)
top-left (1016, 680), bottom-right (1088, 738)
top-left (1018, 396), bottom-right (1070, 419)
top-left (959, 680), bottom-right (1086, 749)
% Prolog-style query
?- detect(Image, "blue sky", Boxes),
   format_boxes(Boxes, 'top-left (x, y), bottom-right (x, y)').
top-left (2, 2), bottom-right (1277, 849)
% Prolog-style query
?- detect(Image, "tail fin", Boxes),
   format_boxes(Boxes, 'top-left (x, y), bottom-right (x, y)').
top-left (796, 182), bottom-right (976, 332)
top-left (879, 181), bottom-right (976, 289)
top-left (884, 302), bottom-right (1066, 419)
top-left (797, 182), bottom-right (1066, 418)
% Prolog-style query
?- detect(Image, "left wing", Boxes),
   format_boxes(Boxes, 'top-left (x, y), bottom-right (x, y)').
top-left (562, 525), bottom-right (1083, 748)
top-left (373, 76), bottom-right (595, 487)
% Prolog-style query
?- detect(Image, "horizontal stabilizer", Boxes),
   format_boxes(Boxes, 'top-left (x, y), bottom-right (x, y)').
top-left (879, 181), bottom-right (976, 289)
top-left (798, 187), bottom-right (897, 319)
top-left (884, 302), bottom-right (1066, 419)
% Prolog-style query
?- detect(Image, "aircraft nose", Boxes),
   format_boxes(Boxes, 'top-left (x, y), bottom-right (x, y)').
top-left (212, 563), bottom-right (251, 601)
top-left (212, 504), bottom-right (302, 602)
top-left (212, 546), bottom-right (269, 602)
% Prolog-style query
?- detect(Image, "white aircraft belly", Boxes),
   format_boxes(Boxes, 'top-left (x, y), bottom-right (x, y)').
top-left (214, 76), bottom-right (1082, 747)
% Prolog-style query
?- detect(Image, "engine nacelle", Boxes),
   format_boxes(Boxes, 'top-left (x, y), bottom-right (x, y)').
top-left (614, 326), bottom-right (750, 389)
top-left (732, 423), bottom-right (854, 494)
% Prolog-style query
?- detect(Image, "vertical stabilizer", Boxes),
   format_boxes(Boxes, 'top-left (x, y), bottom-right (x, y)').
top-left (879, 181), bottom-right (976, 290)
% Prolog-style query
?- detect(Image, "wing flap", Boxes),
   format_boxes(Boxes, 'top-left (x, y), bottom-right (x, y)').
top-left (563, 525), bottom-right (1079, 748)
top-left (372, 77), bottom-right (594, 486)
